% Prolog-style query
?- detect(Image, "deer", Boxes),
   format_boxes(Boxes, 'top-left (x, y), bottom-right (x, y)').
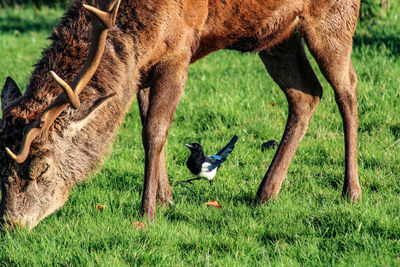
top-left (0, 0), bottom-right (362, 229)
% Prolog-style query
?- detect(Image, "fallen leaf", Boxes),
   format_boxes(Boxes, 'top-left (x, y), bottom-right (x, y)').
top-left (204, 200), bottom-right (222, 209)
top-left (133, 222), bottom-right (147, 230)
top-left (95, 204), bottom-right (106, 211)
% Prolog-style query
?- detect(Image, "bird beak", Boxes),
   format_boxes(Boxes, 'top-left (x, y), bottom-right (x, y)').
top-left (185, 143), bottom-right (193, 148)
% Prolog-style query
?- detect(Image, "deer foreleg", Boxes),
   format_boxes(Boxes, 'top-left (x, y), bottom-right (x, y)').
top-left (138, 87), bottom-right (173, 206)
top-left (140, 56), bottom-right (190, 220)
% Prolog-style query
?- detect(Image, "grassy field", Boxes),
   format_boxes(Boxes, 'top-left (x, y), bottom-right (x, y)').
top-left (1, 4), bottom-right (400, 266)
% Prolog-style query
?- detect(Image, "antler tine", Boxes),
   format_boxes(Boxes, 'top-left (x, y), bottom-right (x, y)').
top-left (72, 0), bottom-right (121, 95)
top-left (6, 0), bottom-right (120, 163)
top-left (51, 0), bottom-right (121, 106)
top-left (5, 103), bottom-right (67, 164)
top-left (50, 71), bottom-right (80, 109)
top-left (83, 0), bottom-right (120, 29)
top-left (6, 128), bottom-right (40, 164)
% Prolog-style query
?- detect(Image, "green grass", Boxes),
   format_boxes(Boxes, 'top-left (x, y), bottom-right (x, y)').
top-left (1, 5), bottom-right (400, 266)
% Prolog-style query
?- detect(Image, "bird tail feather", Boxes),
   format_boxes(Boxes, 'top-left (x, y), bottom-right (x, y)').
top-left (216, 135), bottom-right (238, 161)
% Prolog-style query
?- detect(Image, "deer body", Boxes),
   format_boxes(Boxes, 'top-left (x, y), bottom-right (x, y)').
top-left (0, 0), bottom-right (361, 228)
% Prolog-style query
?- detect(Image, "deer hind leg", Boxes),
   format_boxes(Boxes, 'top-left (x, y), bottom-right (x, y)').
top-left (138, 87), bottom-right (173, 206)
top-left (256, 34), bottom-right (323, 202)
top-left (303, 6), bottom-right (361, 201)
top-left (140, 56), bottom-right (189, 220)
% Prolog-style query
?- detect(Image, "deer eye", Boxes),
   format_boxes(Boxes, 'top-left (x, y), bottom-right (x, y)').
top-left (29, 162), bottom-right (50, 180)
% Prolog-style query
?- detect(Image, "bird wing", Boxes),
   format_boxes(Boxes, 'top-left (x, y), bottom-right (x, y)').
top-left (205, 155), bottom-right (222, 171)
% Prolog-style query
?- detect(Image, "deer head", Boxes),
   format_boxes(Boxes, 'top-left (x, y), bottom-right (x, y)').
top-left (0, 0), bottom-right (121, 229)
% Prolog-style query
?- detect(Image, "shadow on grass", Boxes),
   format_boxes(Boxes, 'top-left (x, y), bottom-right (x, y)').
top-left (389, 124), bottom-right (400, 139)
top-left (354, 35), bottom-right (400, 55)
top-left (354, 22), bottom-right (400, 56)
top-left (0, 13), bottom-right (60, 34)
top-left (232, 191), bottom-right (258, 206)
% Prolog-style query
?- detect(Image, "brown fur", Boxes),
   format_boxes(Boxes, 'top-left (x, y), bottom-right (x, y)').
top-left (0, 0), bottom-right (361, 229)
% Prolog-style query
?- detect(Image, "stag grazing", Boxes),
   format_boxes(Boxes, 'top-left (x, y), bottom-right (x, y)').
top-left (0, 0), bottom-right (361, 229)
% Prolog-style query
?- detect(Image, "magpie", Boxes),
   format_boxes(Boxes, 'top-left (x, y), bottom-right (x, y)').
top-left (182, 135), bottom-right (238, 186)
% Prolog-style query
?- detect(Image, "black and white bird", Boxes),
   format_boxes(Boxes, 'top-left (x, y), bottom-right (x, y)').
top-left (183, 135), bottom-right (238, 185)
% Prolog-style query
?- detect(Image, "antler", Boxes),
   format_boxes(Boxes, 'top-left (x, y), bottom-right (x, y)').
top-left (6, 0), bottom-right (121, 164)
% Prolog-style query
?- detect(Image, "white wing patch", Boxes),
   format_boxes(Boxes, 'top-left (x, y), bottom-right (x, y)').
top-left (198, 162), bottom-right (218, 181)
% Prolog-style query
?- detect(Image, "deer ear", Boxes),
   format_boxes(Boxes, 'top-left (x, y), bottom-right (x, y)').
top-left (2, 77), bottom-right (22, 112)
top-left (0, 119), bottom-right (5, 134)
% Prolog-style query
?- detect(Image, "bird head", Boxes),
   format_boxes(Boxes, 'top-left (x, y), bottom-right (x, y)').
top-left (184, 143), bottom-right (203, 153)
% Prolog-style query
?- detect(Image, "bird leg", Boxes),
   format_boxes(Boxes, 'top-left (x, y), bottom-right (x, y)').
top-left (182, 177), bottom-right (202, 184)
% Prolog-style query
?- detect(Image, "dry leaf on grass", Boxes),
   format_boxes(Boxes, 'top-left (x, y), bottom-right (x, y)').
top-left (133, 222), bottom-right (147, 230)
top-left (204, 200), bottom-right (223, 209)
top-left (95, 204), bottom-right (106, 211)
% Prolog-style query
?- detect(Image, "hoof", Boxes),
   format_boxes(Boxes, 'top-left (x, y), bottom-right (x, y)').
top-left (255, 193), bottom-right (276, 205)
top-left (342, 188), bottom-right (362, 203)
